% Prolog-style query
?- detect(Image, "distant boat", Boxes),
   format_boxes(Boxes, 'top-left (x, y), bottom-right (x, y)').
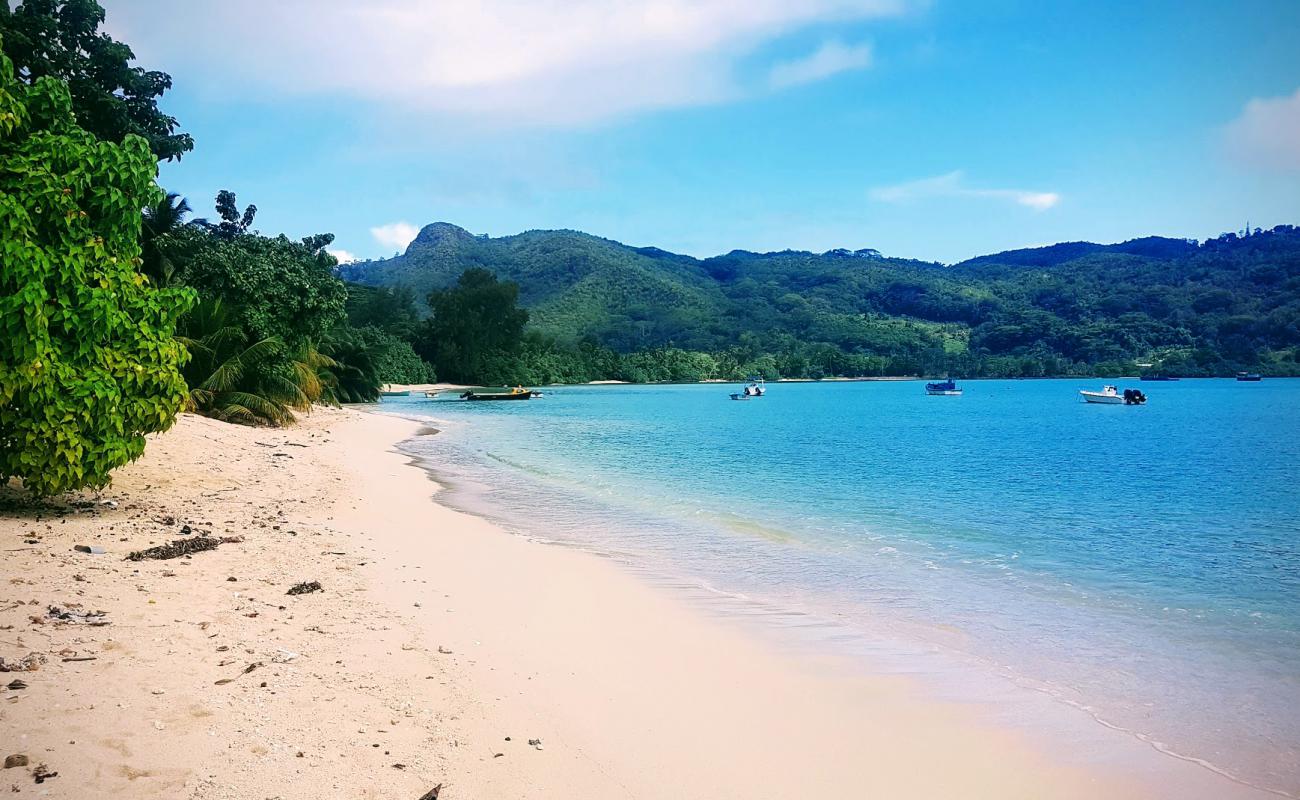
top-left (729, 392), bottom-right (752, 401)
top-left (1236, 372), bottom-right (1263, 382)
top-left (459, 386), bottom-right (537, 401)
top-left (1139, 375), bottom-right (1179, 382)
top-left (925, 378), bottom-right (962, 396)
top-left (733, 380), bottom-right (765, 398)
top-left (379, 389), bottom-right (410, 397)
top-left (1080, 385), bottom-right (1146, 405)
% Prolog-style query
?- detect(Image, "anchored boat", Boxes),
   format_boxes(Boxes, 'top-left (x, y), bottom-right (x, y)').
top-left (1080, 385), bottom-right (1146, 405)
top-left (1236, 372), bottom-right (1263, 382)
top-left (925, 378), bottom-right (962, 396)
top-left (459, 386), bottom-right (541, 401)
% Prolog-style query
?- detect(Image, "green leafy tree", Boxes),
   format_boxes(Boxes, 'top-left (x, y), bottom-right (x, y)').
top-left (0, 43), bottom-right (193, 495)
top-left (419, 268), bottom-right (529, 383)
top-left (0, 0), bottom-right (192, 161)
top-left (178, 207), bottom-right (347, 346)
top-left (193, 189), bottom-right (256, 239)
top-left (345, 283), bottom-right (422, 341)
top-left (351, 325), bottom-right (433, 384)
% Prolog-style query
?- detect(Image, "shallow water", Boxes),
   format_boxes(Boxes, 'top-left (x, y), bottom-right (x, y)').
top-left (382, 378), bottom-right (1300, 795)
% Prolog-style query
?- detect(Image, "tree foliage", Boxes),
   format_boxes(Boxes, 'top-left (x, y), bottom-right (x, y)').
top-left (0, 0), bottom-right (192, 161)
top-left (175, 200), bottom-right (347, 346)
top-left (177, 299), bottom-right (303, 426)
top-left (0, 44), bottom-right (193, 494)
top-left (419, 268), bottom-right (529, 384)
top-left (350, 325), bottom-right (433, 385)
top-left (139, 190), bottom-right (190, 286)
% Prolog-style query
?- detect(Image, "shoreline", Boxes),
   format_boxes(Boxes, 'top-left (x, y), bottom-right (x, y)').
top-left (382, 402), bottom-right (1292, 800)
top-left (0, 408), bottom-right (1279, 798)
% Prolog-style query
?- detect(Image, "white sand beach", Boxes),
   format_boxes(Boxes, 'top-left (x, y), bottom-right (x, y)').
top-left (0, 408), bottom-right (1273, 798)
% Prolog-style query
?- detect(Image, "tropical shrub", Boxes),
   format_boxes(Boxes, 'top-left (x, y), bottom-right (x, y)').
top-left (318, 329), bottom-right (383, 403)
top-left (0, 45), bottom-right (193, 495)
top-left (177, 299), bottom-right (308, 426)
top-left (351, 325), bottom-right (433, 385)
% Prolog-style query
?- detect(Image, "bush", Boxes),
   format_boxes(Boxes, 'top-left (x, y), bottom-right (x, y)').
top-left (0, 48), bottom-right (193, 495)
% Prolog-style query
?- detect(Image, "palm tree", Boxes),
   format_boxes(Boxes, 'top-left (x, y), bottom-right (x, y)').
top-left (177, 299), bottom-right (312, 426)
top-left (141, 192), bottom-right (192, 286)
top-left (319, 330), bottom-right (382, 403)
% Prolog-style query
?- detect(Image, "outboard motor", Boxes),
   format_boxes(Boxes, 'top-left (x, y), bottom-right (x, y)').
top-left (1123, 389), bottom-right (1147, 405)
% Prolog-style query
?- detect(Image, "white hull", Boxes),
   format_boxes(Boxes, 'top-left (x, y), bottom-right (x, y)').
top-left (926, 389), bottom-right (963, 396)
top-left (1080, 391), bottom-right (1124, 404)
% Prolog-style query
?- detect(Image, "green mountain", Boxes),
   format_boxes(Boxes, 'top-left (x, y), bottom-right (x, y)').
top-left (339, 223), bottom-right (1300, 377)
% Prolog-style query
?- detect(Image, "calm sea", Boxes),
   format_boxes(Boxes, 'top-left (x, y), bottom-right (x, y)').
top-left (381, 379), bottom-right (1300, 795)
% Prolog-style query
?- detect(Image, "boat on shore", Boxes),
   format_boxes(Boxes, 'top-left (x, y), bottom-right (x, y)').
top-left (1236, 372), bottom-right (1263, 382)
top-left (1080, 385), bottom-right (1146, 405)
top-left (925, 378), bottom-right (962, 396)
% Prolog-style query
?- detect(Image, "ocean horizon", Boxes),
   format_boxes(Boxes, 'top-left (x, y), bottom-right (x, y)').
top-left (382, 378), bottom-right (1300, 797)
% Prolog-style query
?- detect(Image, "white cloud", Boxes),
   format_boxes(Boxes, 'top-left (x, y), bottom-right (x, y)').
top-left (370, 222), bottom-right (420, 252)
top-left (326, 247), bottom-right (357, 264)
top-left (870, 170), bottom-right (1060, 210)
top-left (106, 0), bottom-right (909, 125)
top-left (1225, 87), bottom-right (1300, 171)
top-left (769, 39), bottom-right (873, 89)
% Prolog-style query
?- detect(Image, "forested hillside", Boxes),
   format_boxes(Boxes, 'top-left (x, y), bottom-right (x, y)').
top-left (341, 223), bottom-right (1300, 380)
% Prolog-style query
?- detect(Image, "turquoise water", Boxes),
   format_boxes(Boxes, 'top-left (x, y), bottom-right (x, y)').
top-left (382, 379), bottom-right (1300, 794)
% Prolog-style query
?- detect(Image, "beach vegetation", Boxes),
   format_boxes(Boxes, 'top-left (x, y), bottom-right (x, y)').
top-left (177, 299), bottom-right (305, 426)
top-left (139, 191), bottom-right (191, 287)
top-left (0, 40), bottom-right (193, 494)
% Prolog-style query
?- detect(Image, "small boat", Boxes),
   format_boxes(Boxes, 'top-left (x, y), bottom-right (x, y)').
top-left (1139, 375), bottom-right (1179, 382)
top-left (1236, 372), bottom-right (1262, 382)
top-left (1080, 385), bottom-right (1146, 405)
top-left (925, 378), bottom-right (962, 396)
top-left (729, 392), bottom-right (752, 401)
top-left (734, 381), bottom-right (765, 398)
top-left (379, 389), bottom-right (410, 397)
top-left (459, 386), bottom-right (536, 401)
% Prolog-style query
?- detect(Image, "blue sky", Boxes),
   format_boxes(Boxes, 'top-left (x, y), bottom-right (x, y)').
top-left (108, 0), bottom-right (1300, 264)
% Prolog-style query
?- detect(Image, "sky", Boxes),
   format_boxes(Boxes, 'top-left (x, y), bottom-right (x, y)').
top-left (105, 0), bottom-right (1300, 264)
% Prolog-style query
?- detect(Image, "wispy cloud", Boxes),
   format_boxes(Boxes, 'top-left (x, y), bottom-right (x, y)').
top-left (769, 39), bottom-right (873, 89)
top-left (107, 0), bottom-right (910, 125)
top-left (1225, 87), bottom-right (1300, 171)
top-left (370, 222), bottom-right (420, 252)
top-left (326, 247), bottom-right (357, 264)
top-left (870, 170), bottom-right (1060, 210)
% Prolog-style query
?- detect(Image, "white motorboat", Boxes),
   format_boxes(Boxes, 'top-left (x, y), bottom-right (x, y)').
top-left (1080, 385), bottom-right (1123, 404)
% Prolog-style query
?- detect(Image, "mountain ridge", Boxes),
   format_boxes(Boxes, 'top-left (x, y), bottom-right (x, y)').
top-left (338, 222), bottom-right (1300, 376)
